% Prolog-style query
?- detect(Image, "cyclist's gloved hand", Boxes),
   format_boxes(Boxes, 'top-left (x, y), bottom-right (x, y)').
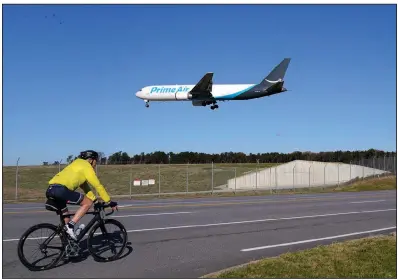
top-left (109, 201), bottom-right (118, 211)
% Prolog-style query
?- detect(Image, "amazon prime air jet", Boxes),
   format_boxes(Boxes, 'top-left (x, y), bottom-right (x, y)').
top-left (135, 58), bottom-right (291, 110)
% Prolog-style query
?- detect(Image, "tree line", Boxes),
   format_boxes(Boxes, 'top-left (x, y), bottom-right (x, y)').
top-left (61, 149), bottom-right (395, 165)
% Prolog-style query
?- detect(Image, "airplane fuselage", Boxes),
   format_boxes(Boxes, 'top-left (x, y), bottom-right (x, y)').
top-left (136, 83), bottom-right (278, 102)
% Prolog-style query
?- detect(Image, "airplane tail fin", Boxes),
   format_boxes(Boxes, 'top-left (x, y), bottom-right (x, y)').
top-left (260, 58), bottom-right (291, 87)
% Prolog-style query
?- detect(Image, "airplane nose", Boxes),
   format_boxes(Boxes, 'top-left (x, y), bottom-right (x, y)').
top-left (136, 91), bottom-right (143, 99)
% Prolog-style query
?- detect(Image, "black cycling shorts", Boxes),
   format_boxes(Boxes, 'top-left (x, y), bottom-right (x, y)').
top-left (45, 184), bottom-right (84, 212)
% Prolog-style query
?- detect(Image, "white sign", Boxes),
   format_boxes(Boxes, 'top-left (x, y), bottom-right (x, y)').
top-left (133, 180), bottom-right (141, 186)
top-left (141, 180), bottom-right (149, 186)
top-left (148, 179), bottom-right (155, 185)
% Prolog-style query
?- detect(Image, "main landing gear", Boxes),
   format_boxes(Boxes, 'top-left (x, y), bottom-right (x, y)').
top-left (202, 101), bottom-right (218, 110)
top-left (145, 100), bottom-right (149, 108)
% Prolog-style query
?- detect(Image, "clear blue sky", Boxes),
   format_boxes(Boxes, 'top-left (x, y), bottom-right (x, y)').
top-left (3, 4), bottom-right (396, 166)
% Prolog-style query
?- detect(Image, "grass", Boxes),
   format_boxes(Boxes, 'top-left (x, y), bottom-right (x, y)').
top-left (204, 233), bottom-right (397, 278)
top-left (3, 163), bottom-right (277, 201)
top-left (332, 175), bottom-right (397, 192)
top-left (3, 163), bottom-right (396, 202)
top-left (277, 175), bottom-right (397, 194)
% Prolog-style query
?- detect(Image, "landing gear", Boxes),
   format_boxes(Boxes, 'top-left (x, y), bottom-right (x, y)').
top-left (200, 100), bottom-right (219, 110)
top-left (210, 100), bottom-right (218, 110)
top-left (145, 100), bottom-right (149, 108)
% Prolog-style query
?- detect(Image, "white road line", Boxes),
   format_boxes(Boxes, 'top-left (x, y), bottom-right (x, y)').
top-left (112, 211), bottom-right (193, 218)
top-left (350, 200), bottom-right (386, 204)
top-left (240, 226), bottom-right (397, 252)
top-left (3, 208), bottom-right (395, 242)
top-left (3, 198), bottom-right (292, 210)
top-left (3, 237), bottom-right (46, 242)
top-left (123, 208), bottom-right (396, 233)
top-left (4, 192), bottom-right (392, 211)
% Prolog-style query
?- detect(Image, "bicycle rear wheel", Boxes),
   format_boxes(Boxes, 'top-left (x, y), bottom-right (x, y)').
top-left (87, 219), bottom-right (127, 262)
top-left (17, 223), bottom-right (66, 271)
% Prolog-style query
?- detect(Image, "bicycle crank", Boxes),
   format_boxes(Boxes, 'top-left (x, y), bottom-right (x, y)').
top-left (65, 240), bottom-right (81, 258)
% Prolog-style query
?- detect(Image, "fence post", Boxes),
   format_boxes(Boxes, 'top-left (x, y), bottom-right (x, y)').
top-left (383, 155), bottom-right (386, 171)
top-left (211, 161), bottom-right (214, 195)
top-left (234, 167), bottom-right (237, 194)
top-left (58, 159), bottom-right (62, 172)
top-left (362, 164), bottom-right (365, 179)
top-left (255, 167), bottom-right (258, 190)
top-left (324, 163), bottom-right (327, 188)
top-left (349, 161), bottom-right (352, 181)
top-left (293, 164), bottom-right (296, 193)
top-left (129, 170), bottom-right (132, 199)
top-left (308, 164), bottom-right (312, 189)
top-left (373, 157), bottom-right (376, 177)
top-left (186, 163), bottom-right (189, 195)
top-left (158, 164), bottom-right (161, 198)
top-left (337, 163), bottom-right (340, 187)
top-left (16, 157), bottom-right (20, 201)
top-left (269, 167), bottom-right (272, 193)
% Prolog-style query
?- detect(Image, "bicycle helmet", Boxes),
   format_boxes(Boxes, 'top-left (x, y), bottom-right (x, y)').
top-left (79, 150), bottom-right (99, 161)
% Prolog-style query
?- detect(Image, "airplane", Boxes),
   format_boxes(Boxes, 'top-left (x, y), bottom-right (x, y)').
top-left (135, 58), bottom-right (291, 110)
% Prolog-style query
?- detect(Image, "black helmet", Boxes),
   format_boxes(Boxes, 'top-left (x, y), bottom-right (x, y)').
top-left (79, 150), bottom-right (99, 161)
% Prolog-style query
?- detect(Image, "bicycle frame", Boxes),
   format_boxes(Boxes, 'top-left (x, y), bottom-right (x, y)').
top-left (38, 206), bottom-right (115, 249)
top-left (59, 207), bottom-right (114, 242)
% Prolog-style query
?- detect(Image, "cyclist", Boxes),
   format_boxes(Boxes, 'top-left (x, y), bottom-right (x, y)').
top-left (45, 150), bottom-right (118, 240)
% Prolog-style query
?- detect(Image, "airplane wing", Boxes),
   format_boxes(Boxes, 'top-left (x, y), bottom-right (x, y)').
top-left (189, 72), bottom-right (214, 99)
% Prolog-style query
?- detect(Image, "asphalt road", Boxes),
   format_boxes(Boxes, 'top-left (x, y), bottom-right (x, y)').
top-left (2, 190), bottom-right (397, 278)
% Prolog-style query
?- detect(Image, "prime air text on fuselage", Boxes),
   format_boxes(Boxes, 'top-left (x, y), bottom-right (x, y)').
top-left (150, 86), bottom-right (191, 94)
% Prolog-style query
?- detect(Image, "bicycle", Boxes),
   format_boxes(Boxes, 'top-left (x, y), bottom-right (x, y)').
top-left (17, 202), bottom-right (128, 271)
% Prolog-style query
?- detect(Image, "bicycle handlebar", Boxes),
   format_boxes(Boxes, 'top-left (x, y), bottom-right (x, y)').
top-left (94, 202), bottom-right (118, 217)
top-left (106, 209), bottom-right (114, 216)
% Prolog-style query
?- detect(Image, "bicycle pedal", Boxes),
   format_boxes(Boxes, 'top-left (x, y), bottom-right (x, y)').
top-left (67, 252), bottom-right (80, 258)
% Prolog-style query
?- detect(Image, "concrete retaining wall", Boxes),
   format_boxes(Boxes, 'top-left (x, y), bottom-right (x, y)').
top-left (227, 160), bottom-right (390, 190)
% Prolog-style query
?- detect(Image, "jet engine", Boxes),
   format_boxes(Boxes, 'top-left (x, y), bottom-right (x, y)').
top-left (175, 92), bottom-right (193, 100)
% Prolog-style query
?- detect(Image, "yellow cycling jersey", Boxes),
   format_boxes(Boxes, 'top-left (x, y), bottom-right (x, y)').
top-left (48, 158), bottom-right (110, 203)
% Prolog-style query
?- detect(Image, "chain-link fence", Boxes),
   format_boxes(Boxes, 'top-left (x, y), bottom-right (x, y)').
top-left (4, 156), bottom-right (396, 201)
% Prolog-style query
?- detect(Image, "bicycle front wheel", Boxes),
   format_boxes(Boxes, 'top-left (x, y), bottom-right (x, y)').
top-left (17, 223), bottom-right (66, 271)
top-left (87, 219), bottom-right (127, 262)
